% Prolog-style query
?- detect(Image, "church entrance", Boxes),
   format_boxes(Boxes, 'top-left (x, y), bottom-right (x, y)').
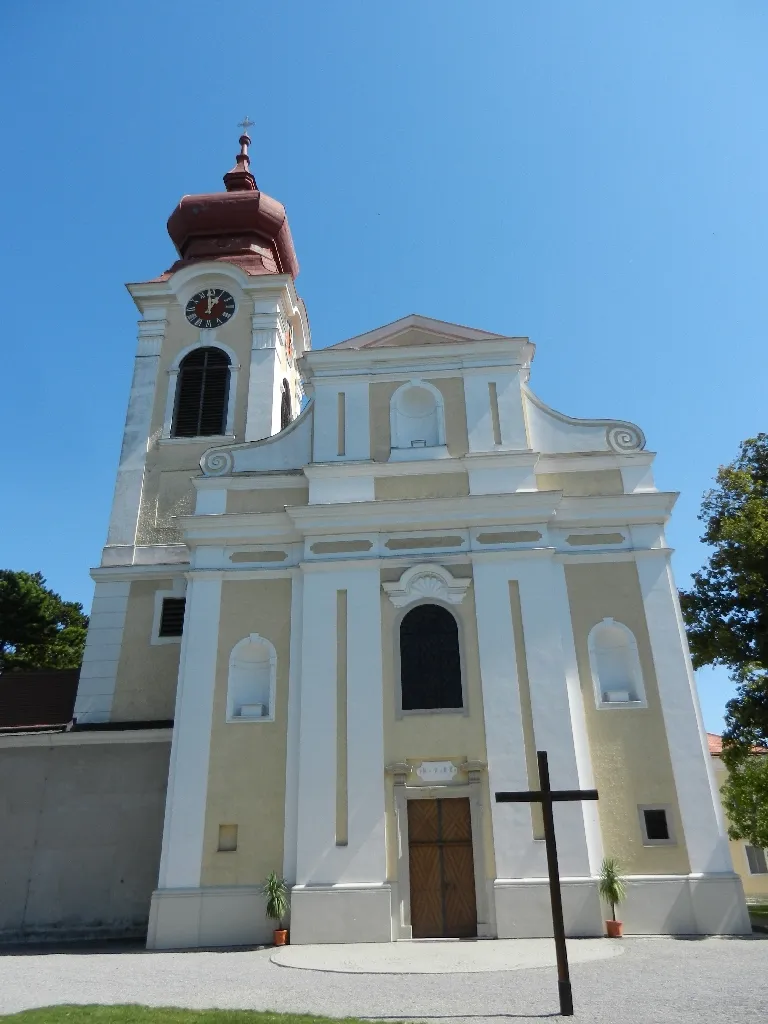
top-left (407, 798), bottom-right (477, 938)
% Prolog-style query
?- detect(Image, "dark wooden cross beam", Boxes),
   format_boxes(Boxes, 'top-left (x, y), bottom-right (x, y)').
top-left (495, 750), bottom-right (599, 1017)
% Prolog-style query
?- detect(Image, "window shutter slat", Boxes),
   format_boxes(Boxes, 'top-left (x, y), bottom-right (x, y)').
top-left (172, 348), bottom-right (230, 438)
top-left (159, 598), bottom-right (186, 637)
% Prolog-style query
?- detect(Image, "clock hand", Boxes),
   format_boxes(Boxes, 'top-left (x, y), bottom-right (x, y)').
top-left (205, 289), bottom-right (216, 315)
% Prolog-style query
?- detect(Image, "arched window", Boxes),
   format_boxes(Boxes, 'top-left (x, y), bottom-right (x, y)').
top-left (280, 378), bottom-right (292, 430)
top-left (226, 633), bottom-right (277, 722)
top-left (172, 347), bottom-right (231, 438)
top-left (400, 604), bottom-right (463, 711)
top-left (390, 382), bottom-right (445, 454)
top-left (588, 618), bottom-right (647, 708)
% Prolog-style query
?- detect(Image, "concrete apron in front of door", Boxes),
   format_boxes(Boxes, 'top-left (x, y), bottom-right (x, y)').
top-left (269, 937), bottom-right (625, 973)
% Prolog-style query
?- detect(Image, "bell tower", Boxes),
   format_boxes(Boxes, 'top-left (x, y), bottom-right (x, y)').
top-left (74, 126), bottom-right (310, 724)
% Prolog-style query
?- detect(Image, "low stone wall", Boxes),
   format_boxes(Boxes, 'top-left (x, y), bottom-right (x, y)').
top-left (0, 730), bottom-right (170, 943)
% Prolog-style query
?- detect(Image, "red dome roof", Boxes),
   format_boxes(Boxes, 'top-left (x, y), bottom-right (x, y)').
top-left (162, 133), bottom-right (299, 279)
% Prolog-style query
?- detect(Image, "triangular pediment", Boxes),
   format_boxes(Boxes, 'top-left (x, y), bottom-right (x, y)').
top-left (328, 314), bottom-right (520, 350)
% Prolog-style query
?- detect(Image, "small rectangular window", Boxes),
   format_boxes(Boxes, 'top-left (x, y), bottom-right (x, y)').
top-left (218, 824), bottom-right (238, 852)
top-left (640, 807), bottom-right (673, 844)
top-left (745, 845), bottom-right (768, 874)
top-left (159, 598), bottom-right (186, 637)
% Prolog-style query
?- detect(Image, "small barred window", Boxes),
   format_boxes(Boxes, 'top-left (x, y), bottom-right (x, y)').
top-left (159, 598), bottom-right (186, 637)
top-left (172, 347), bottom-right (230, 437)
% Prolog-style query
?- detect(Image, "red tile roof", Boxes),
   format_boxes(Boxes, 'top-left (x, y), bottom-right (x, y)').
top-left (707, 732), bottom-right (767, 756)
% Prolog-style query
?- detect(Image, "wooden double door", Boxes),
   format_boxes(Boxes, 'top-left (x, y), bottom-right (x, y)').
top-left (407, 797), bottom-right (477, 938)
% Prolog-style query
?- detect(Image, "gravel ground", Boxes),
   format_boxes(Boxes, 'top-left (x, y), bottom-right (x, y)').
top-left (0, 936), bottom-right (766, 1023)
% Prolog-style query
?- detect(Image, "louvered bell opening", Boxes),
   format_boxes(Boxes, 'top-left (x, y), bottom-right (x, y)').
top-left (159, 598), bottom-right (186, 637)
top-left (172, 348), bottom-right (230, 438)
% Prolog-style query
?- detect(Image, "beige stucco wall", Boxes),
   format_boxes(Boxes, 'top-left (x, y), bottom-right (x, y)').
top-left (200, 578), bottom-right (292, 887)
top-left (369, 377), bottom-right (469, 462)
top-left (537, 470), bottom-right (624, 496)
top-left (375, 473), bottom-right (469, 501)
top-left (711, 757), bottom-right (768, 900)
top-left (565, 561), bottom-right (690, 875)
top-left (381, 574), bottom-right (496, 882)
top-left (226, 486), bottom-right (309, 514)
top-left (111, 580), bottom-right (181, 722)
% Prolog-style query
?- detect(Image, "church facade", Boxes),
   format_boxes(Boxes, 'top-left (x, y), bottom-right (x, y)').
top-left (73, 133), bottom-right (750, 948)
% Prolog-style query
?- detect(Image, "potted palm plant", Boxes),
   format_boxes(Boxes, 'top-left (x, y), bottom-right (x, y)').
top-left (261, 871), bottom-right (290, 946)
top-left (598, 856), bottom-right (627, 938)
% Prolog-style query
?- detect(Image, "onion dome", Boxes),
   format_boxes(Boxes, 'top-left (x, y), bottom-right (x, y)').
top-left (163, 126), bottom-right (299, 279)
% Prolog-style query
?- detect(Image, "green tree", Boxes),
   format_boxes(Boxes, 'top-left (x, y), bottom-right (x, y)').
top-left (680, 434), bottom-right (768, 847)
top-left (0, 570), bottom-right (89, 672)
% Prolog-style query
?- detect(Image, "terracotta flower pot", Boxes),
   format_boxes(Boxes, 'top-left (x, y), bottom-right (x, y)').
top-left (605, 920), bottom-right (623, 938)
top-left (273, 929), bottom-right (289, 946)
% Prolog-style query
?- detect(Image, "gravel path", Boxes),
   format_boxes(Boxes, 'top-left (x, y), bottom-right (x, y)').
top-left (0, 936), bottom-right (766, 1023)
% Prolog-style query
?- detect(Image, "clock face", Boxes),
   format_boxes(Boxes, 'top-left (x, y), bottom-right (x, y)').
top-left (185, 289), bottom-right (236, 329)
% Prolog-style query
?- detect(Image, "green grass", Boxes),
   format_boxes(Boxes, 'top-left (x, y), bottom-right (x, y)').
top-left (0, 1010), bottom-right (384, 1024)
top-left (749, 904), bottom-right (768, 918)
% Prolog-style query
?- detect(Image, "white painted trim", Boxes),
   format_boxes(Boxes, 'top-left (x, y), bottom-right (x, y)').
top-left (225, 633), bottom-right (278, 723)
top-left (150, 579), bottom-right (187, 646)
top-left (587, 617), bottom-right (648, 709)
top-left (157, 575), bottom-right (222, 889)
top-left (0, 728), bottom-right (172, 749)
top-left (382, 563), bottom-right (472, 607)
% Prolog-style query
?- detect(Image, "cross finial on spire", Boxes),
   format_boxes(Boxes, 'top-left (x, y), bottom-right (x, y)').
top-left (224, 120), bottom-right (257, 192)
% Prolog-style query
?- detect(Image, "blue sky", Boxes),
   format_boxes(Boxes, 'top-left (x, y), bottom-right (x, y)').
top-left (1, 2), bottom-right (765, 731)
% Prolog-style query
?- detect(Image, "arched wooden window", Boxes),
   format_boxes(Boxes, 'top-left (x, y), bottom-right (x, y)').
top-left (400, 604), bottom-right (463, 711)
top-left (172, 347), bottom-right (230, 438)
top-left (280, 378), bottom-right (292, 430)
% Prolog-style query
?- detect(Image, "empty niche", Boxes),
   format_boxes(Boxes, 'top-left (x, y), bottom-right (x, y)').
top-left (390, 382), bottom-right (445, 452)
top-left (227, 633), bottom-right (277, 722)
top-left (587, 618), bottom-right (647, 708)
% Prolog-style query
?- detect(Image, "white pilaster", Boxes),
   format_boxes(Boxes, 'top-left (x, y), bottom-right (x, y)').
top-left (472, 559), bottom-right (542, 879)
top-left (464, 370), bottom-right (528, 453)
top-left (312, 382), bottom-right (371, 463)
top-left (514, 556), bottom-right (592, 877)
top-left (105, 313), bottom-right (167, 552)
top-left (73, 581), bottom-right (131, 724)
top-left (551, 558), bottom-right (603, 873)
top-left (294, 566), bottom-right (386, 884)
top-left (245, 302), bottom-right (282, 442)
top-left (634, 551), bottom-right (734, 874)
top-left (282, 571), bottom-right (304, 884)
top-left (155, 573), bottom-right (223, 889)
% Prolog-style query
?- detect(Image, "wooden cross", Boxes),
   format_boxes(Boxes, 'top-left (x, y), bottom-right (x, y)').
top-left (495, 750), bottom-right (598, 1017)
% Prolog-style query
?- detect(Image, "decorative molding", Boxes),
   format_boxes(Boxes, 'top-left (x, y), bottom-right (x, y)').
top-left (386, 762), bottom-right (412, 786)
top-left (460, 759), bottom-right (488, 784)
top-left (606, 425), bottom-right (645, 453)
top-left (201, 449), bottom-right (234, 476)
top-left (416, 760), bottom-right (458, 783)
top-left (382, 563), bottom-right (472, 608)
